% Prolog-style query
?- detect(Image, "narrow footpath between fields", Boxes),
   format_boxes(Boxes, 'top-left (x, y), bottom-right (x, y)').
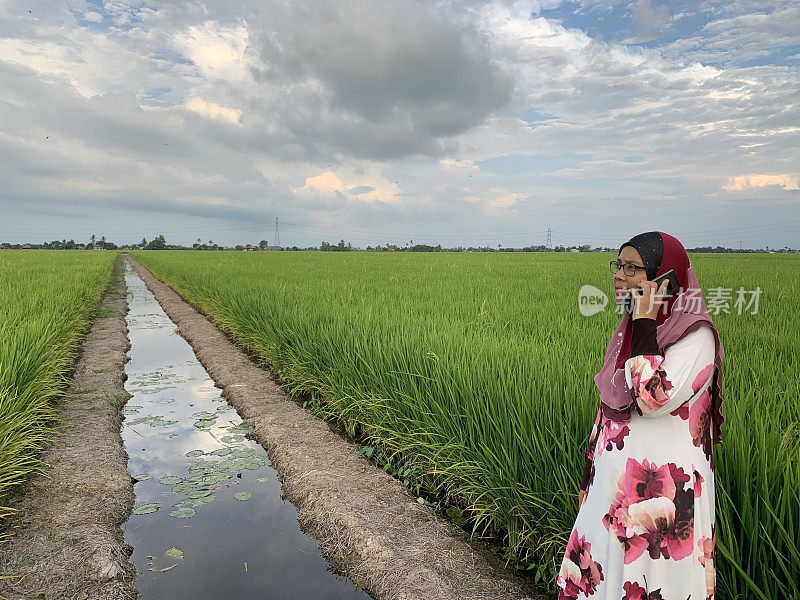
top-left (124, 255), bottom-right (546, 600)
top-left (0, 256), bottom-right (138, 600)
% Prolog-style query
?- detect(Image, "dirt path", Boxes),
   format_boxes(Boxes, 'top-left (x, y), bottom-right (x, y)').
top-left (0, 256), bottom-right (137, 600)
top-left (125, 255), bottom-right (547, 600)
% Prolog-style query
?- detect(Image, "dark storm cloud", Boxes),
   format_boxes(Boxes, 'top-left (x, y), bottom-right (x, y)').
top-left (246, 0), bottom-right (514, 160)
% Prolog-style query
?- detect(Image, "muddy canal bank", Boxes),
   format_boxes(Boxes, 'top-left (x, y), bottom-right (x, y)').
top-left (0, 255), bottom-right (137, 600)
top-left (126, 255), bottom-right (545, 600)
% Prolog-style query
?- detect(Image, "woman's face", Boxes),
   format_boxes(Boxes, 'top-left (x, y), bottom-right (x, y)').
top-left (613, 246), bottom-right (648, 303)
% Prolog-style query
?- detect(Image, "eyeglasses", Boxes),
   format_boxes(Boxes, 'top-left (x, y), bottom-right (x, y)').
top-left (610, 260), bottom-right (647, 277)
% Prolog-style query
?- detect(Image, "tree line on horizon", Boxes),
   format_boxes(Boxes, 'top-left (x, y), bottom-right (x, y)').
top-left (0, 235), bottom-right (794, 254)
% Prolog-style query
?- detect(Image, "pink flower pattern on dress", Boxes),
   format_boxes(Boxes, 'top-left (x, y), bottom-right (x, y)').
top-left (603, 418), bottom-right (631, 452)
top-left (694, 470), bottom-right (704, 499)
top-left (665, 363), bottom-right (715, 463)
top-left (621, 579), bottom-right (668, 600)
top-left (557, 528), bottom-right (604, 599)
top-left (628, 355), bottom-right (674, 414)
top-left (698, 523), bottom-right (716, 599)
top-left (592, 414), bottom-right (632, 470)
top-left (603, 457), bottom-right (695, 564)
top-left (689, 389), bottom-right (713, 462)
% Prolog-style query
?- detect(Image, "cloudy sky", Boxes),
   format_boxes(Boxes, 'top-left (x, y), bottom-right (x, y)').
top-left (1, 0), bottom-right (798, 249)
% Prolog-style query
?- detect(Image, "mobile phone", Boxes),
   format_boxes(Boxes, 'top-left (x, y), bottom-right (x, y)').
top-left (622, 269), bottom-right (680, 315)
top-left (652, 269), bottom-right (680, 296)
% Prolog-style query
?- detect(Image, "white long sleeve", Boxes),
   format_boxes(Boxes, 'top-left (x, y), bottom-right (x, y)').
top-left (624, 324), bottom-right (716, 418)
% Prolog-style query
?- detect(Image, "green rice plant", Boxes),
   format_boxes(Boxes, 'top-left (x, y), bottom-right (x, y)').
top-left (0, 250), bottom-right (117, 540)
top-left (131, 249), bottom-right (799, 598)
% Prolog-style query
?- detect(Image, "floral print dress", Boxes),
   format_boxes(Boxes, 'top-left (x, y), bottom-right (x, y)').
top-left (557, 323), bottom-right (717, 600)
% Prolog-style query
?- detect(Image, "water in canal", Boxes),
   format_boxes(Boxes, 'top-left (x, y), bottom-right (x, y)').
top-left (120, 262), bottom-right (372, 599)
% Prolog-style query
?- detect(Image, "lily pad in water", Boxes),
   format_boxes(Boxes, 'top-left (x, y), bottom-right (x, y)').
top-left (165, 547), bottom-right (184, 560)
top-left (129, 415), bottom-right (178, 428)
top-left (185, 449), bottom-right (205, 457)
top-left (176, 495), bottom-right (215, 508)
top-left (158, 476), bottom-right (184, 485)
top-left (209, 447), bottom-right (233, 456)
top-left (220, 434), bottom-right (245, 444)
top-left (169, 507), bottom-right (196, 519)
top-left (186, 489), bottom-right (213, 499)
top-left (227, 424), bottom-right (255, 435)
top-left (171, 483), bottom-right (195, 494)
top-left (234, 492), bottom-right (251, 501)
top-left (192, 410), bottom-right (217, 418)
top-left (196, 473), bottom-right (232, 486)
top-left (132, 503), bottom-right (160, 515)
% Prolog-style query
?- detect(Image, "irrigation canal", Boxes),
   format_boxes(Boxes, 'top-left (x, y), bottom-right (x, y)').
top-left (120, 262), bottom-right (372, 599)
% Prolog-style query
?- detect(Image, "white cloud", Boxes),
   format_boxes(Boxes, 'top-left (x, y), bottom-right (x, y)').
top-left (54, 176), bottom-right (124, 194)
top-left (293, 165), bottom-right (402, 204)
top-left (298, 171), bottom-right (345, 194)
top-left (172, 22), bottom-right (252, 82)
top-left (723, 174), bottom-right (799, 192)
top-left (462, 186), bottom-right (530, 212)
top-left (438, 158), bottom-right (478, 171)
top-left (183, 97), bottom-right (242, 124)
top-left (661, 1), bottom-right (800, 66)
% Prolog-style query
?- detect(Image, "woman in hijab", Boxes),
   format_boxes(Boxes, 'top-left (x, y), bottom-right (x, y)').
top-left (556, 232), bottom-right (724, 600)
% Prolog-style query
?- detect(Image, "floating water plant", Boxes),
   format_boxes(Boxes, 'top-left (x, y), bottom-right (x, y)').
top-left (220, 434), bottom-right (245, 444)
top-left (209, 447), bottom-right (233, 456)
top-left (227, 423), bottom-right (255, 435)
top-left (126, 415), bottom-right (178, 428)
top-left (158, 476), bottom-right (184, 485)
top-left (186, 490), bottom-right (213, 499)
top-left (132, 503), bottom-right (160, 515)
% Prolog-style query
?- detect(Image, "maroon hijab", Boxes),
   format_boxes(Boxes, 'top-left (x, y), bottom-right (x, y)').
top-left (593, 232), bottom-right (725, 447)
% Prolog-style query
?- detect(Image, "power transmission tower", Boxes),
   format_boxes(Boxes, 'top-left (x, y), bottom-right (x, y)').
top-left (273, 217), bottom-right (280, 249)
top-left (546, 227), bottom-right (552, 249)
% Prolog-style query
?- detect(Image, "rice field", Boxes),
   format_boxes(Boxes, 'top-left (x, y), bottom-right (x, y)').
top-left (130, 250), bottom-right (798, 598)
top-left (0, 250), bottom-right (117, 537)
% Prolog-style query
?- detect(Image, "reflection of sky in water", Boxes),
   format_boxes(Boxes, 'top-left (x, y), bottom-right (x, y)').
top-left (121, 263), bottom-right (372, 599)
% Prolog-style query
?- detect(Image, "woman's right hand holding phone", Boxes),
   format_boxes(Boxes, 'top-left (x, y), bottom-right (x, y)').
top-left (631, 279), bottom-right (670, 320)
